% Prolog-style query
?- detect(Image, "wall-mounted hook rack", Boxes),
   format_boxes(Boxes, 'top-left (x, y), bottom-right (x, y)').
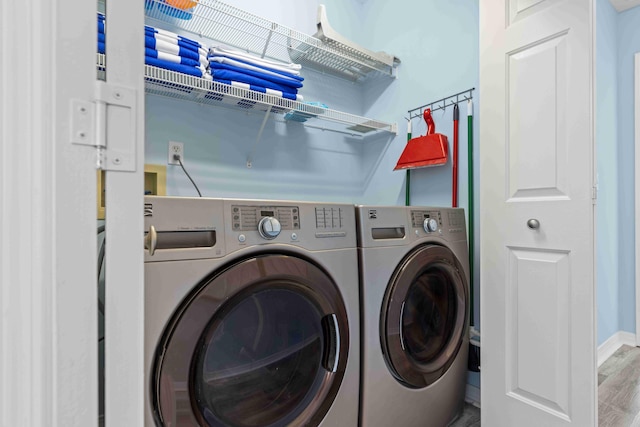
top-left (408, 88), bottom-right (475, 120)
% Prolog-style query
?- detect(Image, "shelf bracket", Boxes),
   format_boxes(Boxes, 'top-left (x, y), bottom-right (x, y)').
top-left (246, 105), bottom-right (273, 168)
top-left (261, 23), bottom-right (277, 59)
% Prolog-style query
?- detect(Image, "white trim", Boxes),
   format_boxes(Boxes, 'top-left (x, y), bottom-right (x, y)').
top-left (608, 0), bottom-right (640, 12)
top-left (103, 1), bottom-right (146, 425)
top-left (635, 53), bottom-right (640, 348)
top-left (1, 0), bottom-right (98, 425)
top-left (598, 331), bottom-right (636, 367)
top-left (465, 384), bottom-right (481, 408)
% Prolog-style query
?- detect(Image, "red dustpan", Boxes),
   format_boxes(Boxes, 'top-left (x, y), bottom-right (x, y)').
top-left (394, 108), bottom-right (448, 170)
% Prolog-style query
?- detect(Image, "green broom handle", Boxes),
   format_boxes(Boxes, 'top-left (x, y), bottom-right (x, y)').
top-left (467, 100), bottom-right (475, 326)
top-left (405, 119), bottom-right (412, 206)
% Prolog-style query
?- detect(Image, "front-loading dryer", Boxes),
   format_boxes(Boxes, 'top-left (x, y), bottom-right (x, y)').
top-left (144, 196), bottom-right (359, 427)
top-left (356, 206), bottom-right (469, 427)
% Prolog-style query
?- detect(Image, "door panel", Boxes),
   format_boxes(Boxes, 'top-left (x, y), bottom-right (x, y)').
top-left (480, 0), bottom-right (595, 424)
top-left (508, 33), bottom-right (568, 199)
top-left (507, 248), bottom-right (570, 418)
top-left (508, 0), bottom-right (558, 25)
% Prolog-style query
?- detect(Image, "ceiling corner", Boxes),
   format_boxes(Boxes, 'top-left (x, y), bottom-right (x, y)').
top-left (609, 0), bottom-right (640, 12)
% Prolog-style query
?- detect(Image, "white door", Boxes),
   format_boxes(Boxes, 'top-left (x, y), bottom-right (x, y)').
top-left (480, 0), bottom-right (596, 425)
top-left (102, 1), bottom-right (146, 426)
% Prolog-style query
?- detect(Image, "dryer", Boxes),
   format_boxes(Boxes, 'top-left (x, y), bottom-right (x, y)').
top-left (143, 196), bottom-right (359, 427)
top-left (356, 206), bottom-right (469, 427)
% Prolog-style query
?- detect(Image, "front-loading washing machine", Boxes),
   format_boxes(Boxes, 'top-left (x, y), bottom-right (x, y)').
top-left (356, 206), bottom-right (469, 427)
top-left (143, 196), bottom-right (359, 427)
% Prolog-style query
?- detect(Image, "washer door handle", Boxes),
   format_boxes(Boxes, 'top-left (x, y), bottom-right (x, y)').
top-left (145, 225), bottom-right (157, 256)
top-left (399, 301), bottom-right (406, 351)
top-left (321, 314), bottom-right (339, 373)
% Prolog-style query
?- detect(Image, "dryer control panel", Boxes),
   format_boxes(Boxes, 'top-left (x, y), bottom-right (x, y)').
top-left (225, 199), bottom-right (356, 251)
top-left (410, 210), bottom-right (443, 229)
top-left (231, 205), bottom-right (300, 231)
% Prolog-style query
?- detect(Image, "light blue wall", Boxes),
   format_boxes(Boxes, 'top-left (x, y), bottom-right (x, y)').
top-left (355, 0), bottom-right (480, 331)
top-left (144, 0), bottom-right (479, 385)
top-left (145, 0), bottom-right (384, 204)
top-left (335, 0), bottom-right (480, 389)
top-left (595, 3), bottom-right (640, 345)
top-left (617, 5), bottom-right (640, 336)
top-left (317, 0), bottom-right (480, 332)
top-left (596, 0), bottom-right (620, 346)
top-left (145, 0), bottom-right (480, 321)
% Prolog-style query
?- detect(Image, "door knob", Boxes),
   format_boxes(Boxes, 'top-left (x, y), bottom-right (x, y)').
top-left (527, 219), bottom-right (540, 230)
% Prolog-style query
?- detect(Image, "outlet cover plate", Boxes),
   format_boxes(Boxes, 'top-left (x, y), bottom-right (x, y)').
top-left (168, 141), bottom-right (184, 165)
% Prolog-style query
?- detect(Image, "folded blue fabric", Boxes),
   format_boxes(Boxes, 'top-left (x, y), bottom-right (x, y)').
top-left (145, 56), bottom-right (204, 78)
top-left (209, 63), bottom-right (303, 89)
top-left (98, 41), bottom-right (105, 55)
top-left (98, 33), bottom-right (105, 43)
top-left (145, 36), bottom-right (200, 61)
top-left (145, 35), bottom-right (200, 52)
top-left (98, 20), bottom-right (105, 34)
top-left (213, 78), bottom-right (299, 101)
top-left (145, 48), bottom-right (200, 67)
top-left (144, 27), bottom-right (201, 48)
top-left (210, 69), bottom-right (298, 95)
top-left (208, 55), bottom-right (304, 82)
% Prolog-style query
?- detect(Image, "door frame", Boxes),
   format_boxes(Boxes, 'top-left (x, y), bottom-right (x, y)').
top-left (102, 1), bottom-right (146, 425)
top-left (634, 53), bottom-right (640, 346)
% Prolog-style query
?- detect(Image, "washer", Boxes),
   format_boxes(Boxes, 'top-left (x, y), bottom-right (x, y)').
top-left (356, 206), bottom-right (469, 427)
top-left (144, 196), bottom-right (359, 427)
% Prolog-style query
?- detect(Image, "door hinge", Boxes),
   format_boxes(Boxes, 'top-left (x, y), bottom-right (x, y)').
top-left (592, 185), bottom-right (598, 204)
top-left (70, 81), bottom-right (137, 171)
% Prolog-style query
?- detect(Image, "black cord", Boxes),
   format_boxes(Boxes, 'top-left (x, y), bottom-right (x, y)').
top-left (97, 226), bottom-right (106, 345)
top-left (177, 156), bottom-right (202, 197)
top-left (97, 237), bottom-right (106, 316)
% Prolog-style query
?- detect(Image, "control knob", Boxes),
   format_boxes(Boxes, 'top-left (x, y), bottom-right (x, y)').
top-left (423, 218), bottom-right (438, 233)
top-left (258, 216), bottom-right (281, 240)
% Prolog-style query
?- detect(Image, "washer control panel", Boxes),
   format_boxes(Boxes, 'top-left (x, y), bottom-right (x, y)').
top-left (231, 205), bottom-right (300, 232)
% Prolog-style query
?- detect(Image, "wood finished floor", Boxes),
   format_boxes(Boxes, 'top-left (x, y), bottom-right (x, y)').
top-left (449, 344), bottom-right (640, 427)
top-left (449, 402), bottom-right (481, 427)
top-left (599, 345), bottom-right (640, 426)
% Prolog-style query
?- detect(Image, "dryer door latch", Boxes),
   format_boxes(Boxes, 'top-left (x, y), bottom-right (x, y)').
top-left (70, 81), bottom-right (137, 172)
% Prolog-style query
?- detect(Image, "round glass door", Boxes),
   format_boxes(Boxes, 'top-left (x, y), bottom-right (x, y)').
top-left (152, 254), bottom-right (349, 427)
top-left (381, 245), bottom-right (467, 388)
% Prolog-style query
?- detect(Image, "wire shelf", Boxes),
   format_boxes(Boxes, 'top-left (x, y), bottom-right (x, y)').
top-left (144, 0), bottom-right (399, 81)
top-left (96, 54), bottom-right (396, 135)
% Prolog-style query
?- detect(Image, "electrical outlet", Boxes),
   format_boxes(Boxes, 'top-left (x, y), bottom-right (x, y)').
top-left (168, 141), bottom-right (184, 165)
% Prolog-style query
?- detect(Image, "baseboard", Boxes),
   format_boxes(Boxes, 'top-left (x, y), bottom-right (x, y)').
top-left (465, 384), bottom-right (481, 408)
top-left (598, 331), bottom-right (636, 367)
